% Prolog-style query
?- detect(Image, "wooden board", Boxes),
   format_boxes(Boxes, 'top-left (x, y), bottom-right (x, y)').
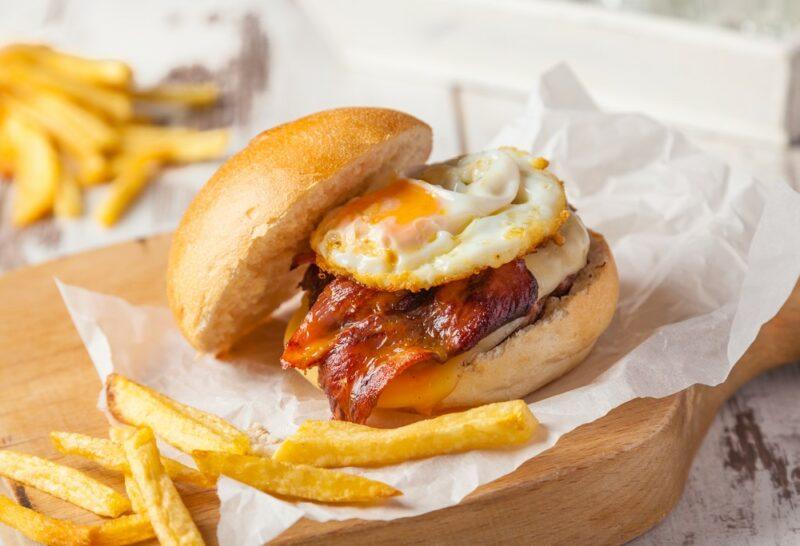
top-left (0, 234), bottom-right (798, 545)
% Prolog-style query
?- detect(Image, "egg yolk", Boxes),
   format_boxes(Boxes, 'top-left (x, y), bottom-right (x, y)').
top-left (331, 179), bottom-right (441, 227)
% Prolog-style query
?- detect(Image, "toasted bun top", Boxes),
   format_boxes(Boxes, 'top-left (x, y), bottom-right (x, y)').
top-left (168, 108), bottom-right (433, 353)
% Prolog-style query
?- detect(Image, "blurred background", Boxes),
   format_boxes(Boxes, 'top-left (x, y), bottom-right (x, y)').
top-left (0, 1), bottom-right (798, 544)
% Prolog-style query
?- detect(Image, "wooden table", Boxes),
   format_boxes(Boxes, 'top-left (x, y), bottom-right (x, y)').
top-left (1, 2), bottom-right (798, 544)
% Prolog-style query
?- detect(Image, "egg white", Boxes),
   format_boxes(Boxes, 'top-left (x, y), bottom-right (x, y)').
top-left (311, 148), bottom-right (569, 291)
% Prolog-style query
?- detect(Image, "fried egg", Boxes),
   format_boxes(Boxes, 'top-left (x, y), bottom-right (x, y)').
top-left (310, 148), bottom-right (569, 291)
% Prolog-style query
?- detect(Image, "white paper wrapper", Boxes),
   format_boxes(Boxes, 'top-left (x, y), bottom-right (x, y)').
top-left (57, 66), bottom-right (800, 545)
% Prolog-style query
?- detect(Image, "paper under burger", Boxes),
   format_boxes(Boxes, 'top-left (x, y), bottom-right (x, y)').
top-left (167, 107), bottom-right (619, 423)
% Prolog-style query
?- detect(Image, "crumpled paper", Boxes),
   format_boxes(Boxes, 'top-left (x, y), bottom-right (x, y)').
top-left (57, 66), bottom-right (800, 545)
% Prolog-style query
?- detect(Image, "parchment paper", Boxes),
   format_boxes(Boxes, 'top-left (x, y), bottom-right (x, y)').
top-left (58, 65), bottom-right (800, 545)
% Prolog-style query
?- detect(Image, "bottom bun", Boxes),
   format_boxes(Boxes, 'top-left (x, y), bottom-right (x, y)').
top-left (296, 231), bottom-right (618, 412)
top-left (439, 231), bottom-right (618, 408)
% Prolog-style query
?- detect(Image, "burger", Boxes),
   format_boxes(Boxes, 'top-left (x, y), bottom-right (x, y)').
top-left (167, 108), bottom-right (618, 423)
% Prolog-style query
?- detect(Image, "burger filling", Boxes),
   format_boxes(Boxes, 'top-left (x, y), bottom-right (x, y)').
top-left (281, 149), bottom-right (590, 422)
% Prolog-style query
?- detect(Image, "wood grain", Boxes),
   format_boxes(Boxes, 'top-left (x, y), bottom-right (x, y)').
top-left (0, 235), bottom-right (797, 545)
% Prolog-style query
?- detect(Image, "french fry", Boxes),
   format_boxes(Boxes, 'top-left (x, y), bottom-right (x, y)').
top-left (273, 400), bottom-right (538, 468)
top-left (1, 57), bottom-right (132, 121)
top-left (136, 82), bottom-right (220, 107)
top-left (54, 167), bottom-right (82, 217)
top-left (6, 44), bottom-right (132, 88)
top-left (124, 427), bottom-right (205, 546)
top-left (0, 450), bottom-right (130, 517)
top-left (92, 513), bottom-right (155, 546)
top-left (106, 374), bottom-right (250, 455)
top-left (193, 450), bottom-right (399, 503)
top-left (0, 495), bottom-right (92, 546)
top-left (2, 114), bottom-right (59, 225)
top-left (51, 431), bottom-right (212, 488)
top-left (120, 125), bottom-right (229, 165)
top-left (51, 431), bottom-right (127, 472)
top-left (0, 86), bottom-right (118, 151)
top-left (94, 155), bottom-right (160, 227)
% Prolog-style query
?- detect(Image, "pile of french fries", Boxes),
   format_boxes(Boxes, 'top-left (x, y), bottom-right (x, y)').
top-left (0, 44), bottom-right (229, 227)
top-left (0, 374), bottom-right (538, 545)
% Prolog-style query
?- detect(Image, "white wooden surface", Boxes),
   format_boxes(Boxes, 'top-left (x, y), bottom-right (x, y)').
top-left (0, 1), bottom-right (798, 544)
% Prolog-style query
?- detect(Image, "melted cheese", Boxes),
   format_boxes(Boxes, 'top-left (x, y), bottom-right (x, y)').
top-left (524, 213), bottom-right (590, 298)
top-left (286, 212), bottom-right (590, 412)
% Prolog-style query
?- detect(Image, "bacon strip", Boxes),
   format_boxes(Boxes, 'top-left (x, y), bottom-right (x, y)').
top-left (281, 260), bottom-right (538, 422)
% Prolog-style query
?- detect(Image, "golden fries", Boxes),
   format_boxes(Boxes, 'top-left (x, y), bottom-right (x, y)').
top-left (193, 450), bottom-right (399, 503)
top-left (124, 427), bottom-right (205, 546)
top-left (106, 374), bottom-right (250, 455)
top-left (0, 495), bottom-right (92, 546)
top-left (273, 400), bottom-right (539, 467)
top-left (2, 113), bottom-right (59, 226)
top-left (50, 431), bottom-right (212, 487)
top-left (0, 43), bottom-right (227, 226)
top-left (93, 513), bottom-right (155, 546)
top-left (0, 450), bottom-right (130, 517)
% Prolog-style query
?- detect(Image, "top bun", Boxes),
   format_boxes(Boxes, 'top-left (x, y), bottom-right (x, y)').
top-left (168, 108), bottom-right (433, 354)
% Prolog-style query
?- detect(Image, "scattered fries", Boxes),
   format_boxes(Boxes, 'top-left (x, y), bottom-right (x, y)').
top-left (106, 373), bottom-right (250, 455)
top-left (0, 495), bottom-right (92, 546)
top-left (124, 427), bottom-right (205, 546)
top-left (93, 514), bottom-right (155, 546)
top-left (0, 450), bottom-right (130, 517)
top-left (51, 431), bottom-right (212, 488)
top-left (193, 451), bottom-right (399, 503)
top-left (0, 43), bottom-right (229, 226)
top-left (273, 400), bottom-right (539, 467)
top-left (0, 373), bottom-right (542, 543)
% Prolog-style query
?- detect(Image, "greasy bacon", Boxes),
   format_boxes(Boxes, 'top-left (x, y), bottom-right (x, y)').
top-left (281, 260), bottom-right (538, 422)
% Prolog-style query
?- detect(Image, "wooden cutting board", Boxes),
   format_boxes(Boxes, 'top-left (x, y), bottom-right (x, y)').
top-left (0, 234), bottom-right (798, 545)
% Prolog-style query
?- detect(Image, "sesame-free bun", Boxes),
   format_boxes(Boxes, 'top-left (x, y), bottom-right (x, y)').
top-left (168, 108), bottom-right (432, 354)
